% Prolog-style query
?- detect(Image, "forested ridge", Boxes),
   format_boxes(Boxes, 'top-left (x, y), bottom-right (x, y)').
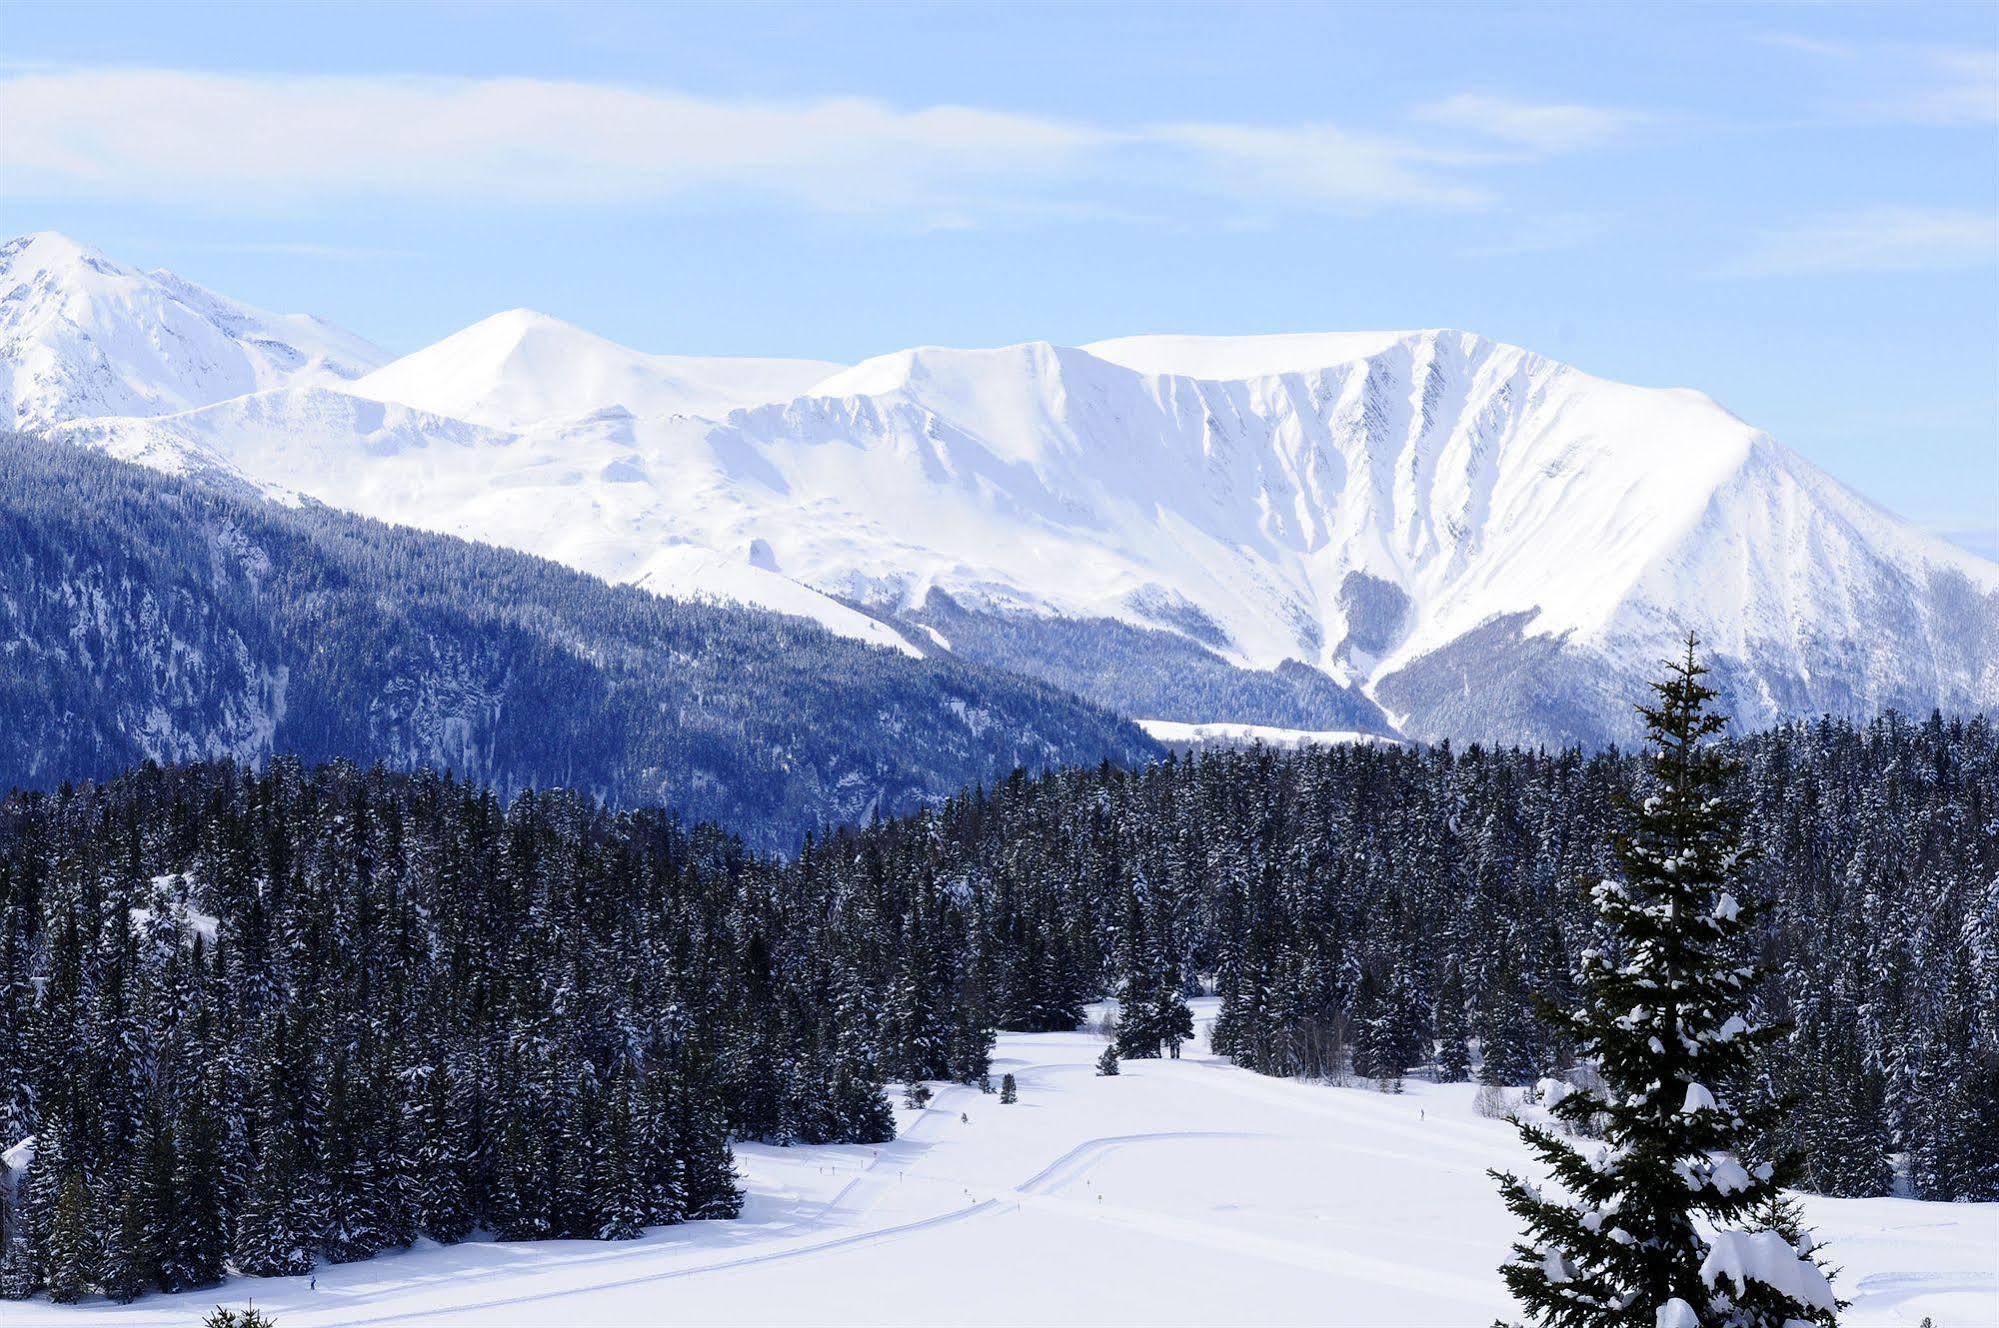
top-left (0, 435), bottom-right (1155, 848)
top-left (1, 709), bottom-right (1994, 1303)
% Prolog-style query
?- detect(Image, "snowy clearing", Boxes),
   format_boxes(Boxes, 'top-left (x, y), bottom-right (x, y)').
top-left (24, 1001), bottom-right (1993, 1328)
top-left (1137, 719), bottom-right (1403, 750)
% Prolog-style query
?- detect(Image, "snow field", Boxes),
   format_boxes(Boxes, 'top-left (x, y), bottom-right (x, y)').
top-left (22, 1000), bottom-right (1993, 1327)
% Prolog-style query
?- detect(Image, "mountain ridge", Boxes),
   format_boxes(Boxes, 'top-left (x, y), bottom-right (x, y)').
top-left (0, 231), bottom-right (389, 429)
top-left (11, 232), bottom-right (1994, 748)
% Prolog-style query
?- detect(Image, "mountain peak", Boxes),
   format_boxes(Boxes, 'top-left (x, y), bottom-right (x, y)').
top-left (2, 230), bottom-right (110, 269)
top-left (355, 308), bottom-right (842, 430)
top-left (1, 234), bottom-right (388, 431)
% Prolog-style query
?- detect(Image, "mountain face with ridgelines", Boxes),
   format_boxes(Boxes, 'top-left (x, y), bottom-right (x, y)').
top-left (11, 232), bottom-right (1996, 750)
top-left (0, 231), bottom-right (388, 430)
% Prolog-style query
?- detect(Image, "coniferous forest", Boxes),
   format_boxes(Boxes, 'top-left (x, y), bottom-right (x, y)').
top-left (1, 709), bottom-right (1995, 1302)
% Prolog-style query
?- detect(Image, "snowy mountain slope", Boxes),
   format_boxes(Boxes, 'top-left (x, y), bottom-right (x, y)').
top-left (46, 385), bottom-right (924, 657)
top-left (0, 232), bottom-right (387, 429)
top-left (19, 235), bottom-right (1996, 746)
top-left (650, 330), bottom-right (1997, 741)
top-left (352, 307), bottom-right (842, 429)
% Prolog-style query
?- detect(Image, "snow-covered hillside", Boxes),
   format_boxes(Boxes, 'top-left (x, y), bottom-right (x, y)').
top-left (18, 234), bottom-right (1998, 745)
top-left (349, 307), bottom-right (841, 429)
top-left (0, 232), bottom-right (387, 430)
top-left (17, 1002), bottom-right (1990, 1328)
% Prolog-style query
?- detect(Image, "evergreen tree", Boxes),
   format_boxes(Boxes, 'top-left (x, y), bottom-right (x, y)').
top-left (1435, 960), bottom-right (1472, 1083)
top-left (1095, 1045), bottom-right (1120, 1077)
top-left (235, 1123), bottom-right (316, 1278)
top-left (407, 1061), bottom-right (475, 1245)
top-left (98, 1161), bottom-right (156, 1303)
top-left (592, 1073), bottom-right (648, 1241)
top-left (161, 1088), bottom-right (229, 1292)
top-left (999, 1073), bottom-right (1018, 1104)
top-left (43, 1171), bottom-right (94, 1304)
top-left (1492, 639), bottom-right (1838, 1328)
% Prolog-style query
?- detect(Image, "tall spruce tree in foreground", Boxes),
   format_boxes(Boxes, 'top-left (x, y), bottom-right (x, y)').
top-left (1493, 638), bottom-right (1838, 1328)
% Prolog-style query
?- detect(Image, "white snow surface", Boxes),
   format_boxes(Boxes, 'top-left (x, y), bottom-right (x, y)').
top-left (19, 233), bottom-right (1999, 720)
top-left (1700, 1228), bottom-right (1839, 1314)
top-left (352, 308), bottom-right (841, 430)
top-left (1, 1134), bottom-right (31, 1177)
top-left (0, 232), bottom-right (387, 430)
top-left (1656, 1298), bottom-right (1701, 1328)
top-left (19, 1000), bottom-right (1993, 1328)
top-left (1138, 719), bottom-right (1402, 749)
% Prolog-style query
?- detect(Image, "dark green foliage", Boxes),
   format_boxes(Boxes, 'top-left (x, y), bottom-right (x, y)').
top-left (1, 686), bottom-right (1991, 1305)
top-left (1095, 1045), bottom-right (1120, 1077)
top-left (205, 1304), bottom-right (279, 1328)
top-left (0, 758), bottom-right (999, 1300)
top-left (815, 711), bottom-right (1995, 1199)
top-left (1112, 870), bottom-right (1194, 1061)
top-left (43, 1171), bottom-right (92, 1303)
top-left (999, 1074), bottom-right (1018, 1104)
top-left (1491, 640), bottom-right (1837, 1327)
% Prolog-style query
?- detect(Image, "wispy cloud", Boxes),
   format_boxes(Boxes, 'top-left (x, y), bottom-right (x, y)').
top-left (1726, 206), bottom-right (1997, 276)
top-left (1874, 47), bottom-right (1999, 126)
top-left (0, 70), bottom-right (1109, 219)
top-left (0, 67), bottom-right (1576, 223)
top-left (1762, 34), bottom-right (1998, 126)
top-left (1413, 94), bottom-right (1645, 153)
top-left (1160, 122), bottom-right (1492, 212)
top-left (1756, 33), bottom-right (1855, 61)
top-left (192, 241), bottom-right (418, 260)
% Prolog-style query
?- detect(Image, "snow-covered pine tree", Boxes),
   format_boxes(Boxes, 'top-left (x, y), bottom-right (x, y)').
top-left (1095, 1044), bottom-right (1120, 1077)
top-left (1492, 637), bottom-right (1839, 1328)
top-left (1907, 952), bottom-right (1999, 1201)
top-left (98, 1155), bottom-right (159, 1303)
top-left (42, 1170), bottom-right (93, 1303)
top-left (1479, 951), bottom-right (1545, 1088)
top-left (1435, 958), bottom-right (1473, 1083)
top-left (407, 1057), bottom-right (475, 1245)
top-left (0, 1186), bottom-right (35, 1300)
top-left (999, 1073), bottom-right (1018, 1104)
top-left (235, 1122), bottom-right (316, 1277)
top-left (161, 1075), bottom-right (228, 1292)
top-left (592, 1071), bottom-right (648, 1241)
top-left (676, 1088), bottom-right (743, 1221)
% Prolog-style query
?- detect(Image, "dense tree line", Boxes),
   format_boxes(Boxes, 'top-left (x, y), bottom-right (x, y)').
top-left (0, 759), bottom-right (993, 1302)
top-left (0, 435), bottom-right (1154, 850)
top-left (2, 707), bottom-right (1993, 1303)
top-left (826, 707), bottom-right (1998, 1202)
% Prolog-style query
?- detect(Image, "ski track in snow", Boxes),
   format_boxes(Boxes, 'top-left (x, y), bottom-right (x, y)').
top-left (17, 1001), bottom-right (1996, 1328)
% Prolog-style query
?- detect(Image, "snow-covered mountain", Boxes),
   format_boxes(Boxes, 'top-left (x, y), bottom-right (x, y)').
top-left (0, 232), bottom-right (388, 430)
top-left (17, 234), bottom-right (1997, 746)
top-left (348, 307), bottom-right (841, 429)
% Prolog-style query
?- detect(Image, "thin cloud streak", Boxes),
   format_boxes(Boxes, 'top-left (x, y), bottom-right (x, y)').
top-left (1159, 122), bottom-right (1493, 212)
top-left (3, 67), bottom-right (1570, 223)
top-left (1724, 207), bottom-right (1998, 276)
top-left (191, 241), bottom-right (420, 260)
top-left (1413, 94), bottom-right (1645, 153)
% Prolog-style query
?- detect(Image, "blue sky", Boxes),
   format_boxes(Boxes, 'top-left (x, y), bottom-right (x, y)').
top-left (3, 1), bottom-right (1995, 548)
